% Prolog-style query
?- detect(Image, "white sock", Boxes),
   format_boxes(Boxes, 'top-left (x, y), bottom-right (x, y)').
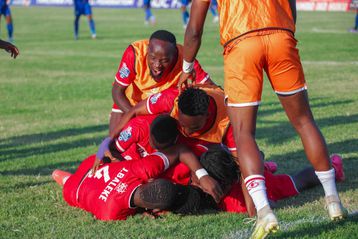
top-left (315, 168), bottom-right (338, 197)
top-left (244, 175), bottom-right (270, 211)
top-left (63, 176), bottom-right (70, 185)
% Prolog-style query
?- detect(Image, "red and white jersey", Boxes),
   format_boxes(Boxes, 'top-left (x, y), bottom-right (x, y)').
top-left (114, 114), bottom-right (214, 185)
top-left (114, 45), bottom-right (209, 88)
top-left (114, 115), bottom-right (158, 159)
top-left (112, 41), bottom-right (210, 111)
top-left (63, 153), bottom-right (170, 221)
top-left (146, 87), bottom-right (237, 152)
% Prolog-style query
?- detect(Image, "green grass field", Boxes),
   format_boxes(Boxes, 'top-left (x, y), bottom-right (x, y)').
top-left (0, 6), bottom-right (358, 238)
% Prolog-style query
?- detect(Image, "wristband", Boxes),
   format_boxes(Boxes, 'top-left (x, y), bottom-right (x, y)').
top-left (195, 168), bottom-right (208, 180)
top-left (182, 60), bottom-right (194, 73)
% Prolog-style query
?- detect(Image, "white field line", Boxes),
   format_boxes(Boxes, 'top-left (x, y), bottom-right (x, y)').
top-left (308, 28), bottom-right (348, 34)
top-left (223, 211), bottom-right (358, 239)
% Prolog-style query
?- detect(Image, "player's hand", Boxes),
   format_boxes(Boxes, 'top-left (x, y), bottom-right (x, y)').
top-left (178, 71), bottom-right (196, 92)
top-left (199, 175), bottom-right (223, 203)
top-left (4, 43), bottom-right (19, 59)
top-left (91, 157), bottom-right (102, 174)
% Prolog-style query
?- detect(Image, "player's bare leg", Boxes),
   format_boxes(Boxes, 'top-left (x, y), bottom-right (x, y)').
top-left (227, 106), bottom-right (279, 239)
top-left (86, 14), bottom-right (96, 39)
top-left (278, 90), bottom-right (347, 220)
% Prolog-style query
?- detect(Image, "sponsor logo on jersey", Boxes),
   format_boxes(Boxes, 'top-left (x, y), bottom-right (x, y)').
top-left (119, 63), bottom-right (130, 79)
top-left (150, 93), bottom-right (161, 105)
top-left (118, 126), bottom-right (132, 142)
top-left (115, 182), bottom-right (128, 194)
top-left (98, 167), bottom-right (129, 202)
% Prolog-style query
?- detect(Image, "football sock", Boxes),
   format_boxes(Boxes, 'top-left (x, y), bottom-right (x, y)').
top-left (315, 168), bottom-right (338, 197)
top-left (89, 19), bottom-right (96, 35)
top-left (182, 11), bottom-right (189, 25)
top-left (209, 5), bottom-right (217, 17)
top-left (74, 16), bottom-right (80, 37)
top-left (145, 8), bottom-right (152, 21)
top-left (244, 175), bottom-right (270, 212)
top-left (7, 22), bottom-right (13, 39)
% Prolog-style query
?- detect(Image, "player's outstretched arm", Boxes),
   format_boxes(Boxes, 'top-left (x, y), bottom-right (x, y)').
top-left (0, 39), bottom-right (19, 59)
top-left (178, 0), bottom-right (210, 90)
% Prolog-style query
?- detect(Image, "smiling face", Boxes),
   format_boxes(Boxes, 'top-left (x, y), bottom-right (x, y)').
top-left (147, 38), bottom-right (177, 81)
top-left (178, 110), bottom-right (208, 136)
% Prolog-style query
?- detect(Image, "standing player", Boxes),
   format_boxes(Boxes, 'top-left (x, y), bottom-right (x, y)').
top-left (73, 0), bottom-right (96, 40)
top-left (109, 30), bottom-right (213, 136)
top-left (209, 0), bottom-right (218, 23)
top-left (0, 38), bottom-right (18, 58)
top-left (143, 0), bottom-right (155, 26)
top-left (179, 1), bottom-right (347, 238)
top-left (180, 0), bottom-right (191, 29)
top-left (0, 0), bottom-right (14, 42)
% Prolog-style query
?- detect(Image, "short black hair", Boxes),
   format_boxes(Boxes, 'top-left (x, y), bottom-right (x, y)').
top-left (200, 146), bottom-right (239, 189)
top-left (150, 114), bottom-right (179, 147)
top-left (149, 30), bottom-right (176, 47)
top-left (178, 87), bottom-right (210, 116)
top-left (138, 179), bottom-right (180, 209)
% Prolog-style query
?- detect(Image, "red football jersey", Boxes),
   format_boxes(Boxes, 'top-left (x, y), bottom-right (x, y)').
top-left (146, 87), bottom-right (236, 152)
top-left (63, 153), bottom-right (169, 221)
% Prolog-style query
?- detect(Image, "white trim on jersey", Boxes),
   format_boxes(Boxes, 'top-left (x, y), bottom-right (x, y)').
top-left (151, 152), bottom-right (170, 171)
top-left (76, 170), bottom-right (92, 203)
top-left (198, 74), bottom-right (210, 84)
top-left (112, 108), bottom-right (124, 113)
top-left (146, 97), bottom-right (153, 115)
top-left (115, 139), bottom-right (126, 152)
top-left (128, 185), bottom-right (141, 208)
top-left (275, 85), bottom-right (307, 95)
top-left (115, 75), bottom-right (130, 87)
top-left (288, 175), bottom-right (300, 194)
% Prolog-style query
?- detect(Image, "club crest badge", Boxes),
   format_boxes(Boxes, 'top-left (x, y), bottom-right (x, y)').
top-left (119, 63), bottom-right (130, 79)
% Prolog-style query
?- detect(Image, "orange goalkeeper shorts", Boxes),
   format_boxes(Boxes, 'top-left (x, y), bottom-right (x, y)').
top-left (224, 30), bottom-right (306, 107)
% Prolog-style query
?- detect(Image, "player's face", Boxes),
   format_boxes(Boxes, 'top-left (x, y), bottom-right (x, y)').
top-left (147, 39), bottom-right (177, 81)
top-left (178, 111), bottom-right (208, 136)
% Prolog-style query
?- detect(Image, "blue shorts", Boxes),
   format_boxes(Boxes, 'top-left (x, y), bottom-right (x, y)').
top-left (0, 5), bottom-right (11, 16)
top-left (181, 0), bottom-right (190, 6)
top-left (74, 3), bottom-right (92, 16)
top-left (143, 0), bottom-right (150, 8)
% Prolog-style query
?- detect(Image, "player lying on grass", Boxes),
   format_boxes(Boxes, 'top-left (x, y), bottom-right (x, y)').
top-left (191, 146), bottom-right (345, 215)
top-left (107, 86), bottom-right (346, 216)
top-left (53, 143), bottom-right (345, 220)
top-left (109, 30), bottom-right (214, 136)
top-left (52, 115), bottom-right (222, 220)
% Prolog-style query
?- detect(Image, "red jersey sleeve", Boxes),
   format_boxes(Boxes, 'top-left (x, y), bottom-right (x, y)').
top-left (130, 152), bottom-right (170, 180)
top-left (146, 88), bottom-right (179, 115)
top-left (115, 122), bottom-right (141, 153)
top-left (114, 45), bottom-right (136, 87)
top-left (223, 125), bottom-right (237, 153)
top-left (193, 59), bottom-right (210, 84)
